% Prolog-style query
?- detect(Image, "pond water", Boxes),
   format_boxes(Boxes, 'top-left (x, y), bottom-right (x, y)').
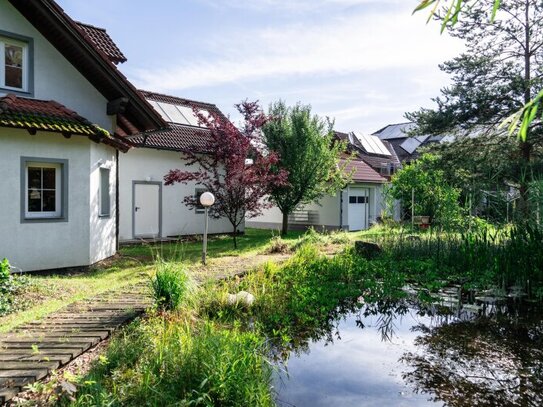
top-left (273, 300), bottom-right (543, 407)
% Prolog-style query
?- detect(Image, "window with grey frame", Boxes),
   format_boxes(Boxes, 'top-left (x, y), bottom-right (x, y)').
top-left (21, 157), bottom-right (68, 222)
top-left (99, 168), bottom-right (111, 217)
top-left (195, 188), bottom-right (206, 214)
top-left (0, 31), bottom-right (33, 94)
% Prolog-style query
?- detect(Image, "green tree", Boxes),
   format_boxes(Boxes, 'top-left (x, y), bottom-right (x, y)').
top-left (390, 154), bottom-right (462, 229)
top-left (407, 0), bottom-right (543, 217)
top-left (262, 101), bottom-right (348, 235)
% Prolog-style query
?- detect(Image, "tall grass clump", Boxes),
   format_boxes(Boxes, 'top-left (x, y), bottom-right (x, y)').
top-left (369, 224), bottom-right (543, 298)
top-left (151, 259), bottom-right (190, 311)
top-left (72, 315), bottom-right (274, 407)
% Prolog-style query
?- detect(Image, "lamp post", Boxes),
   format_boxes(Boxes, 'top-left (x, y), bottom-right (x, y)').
top-left (200, 191), bottom-right (215, 265)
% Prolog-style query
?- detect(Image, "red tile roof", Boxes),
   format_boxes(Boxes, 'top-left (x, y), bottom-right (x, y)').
top-left (0, 94), bottom-right (130, 151)
top-left (128, 123), bottom-right (212, 153)
top-left (340, 157), bottom-right (386, 184)
top-left (126, 90), bottom-right (227, 152)
top-left (75, 21), bottom-right (127, 64)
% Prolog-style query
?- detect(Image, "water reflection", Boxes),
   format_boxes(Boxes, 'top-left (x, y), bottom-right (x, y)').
top-left (274, 299), bottom-right (543, 407)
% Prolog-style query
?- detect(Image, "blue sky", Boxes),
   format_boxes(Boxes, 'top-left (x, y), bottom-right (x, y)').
top-left (57, 0), bottom-right (462, 133)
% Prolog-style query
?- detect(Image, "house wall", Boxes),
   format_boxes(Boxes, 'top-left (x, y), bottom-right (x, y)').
top-left (0, 129), bottom-right (94, 271)
top-left (247, 183), bottom-right (385, 232)
top-left (0, 1), bottom-right (114, 131)
top-left (118, 148), bottom-right (237, 241)
top-left (89, 143), bottom-right (117, 264)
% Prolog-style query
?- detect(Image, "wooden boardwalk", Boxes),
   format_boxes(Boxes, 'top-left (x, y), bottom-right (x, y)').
top-left (0, 283), bottom-right (151, 404)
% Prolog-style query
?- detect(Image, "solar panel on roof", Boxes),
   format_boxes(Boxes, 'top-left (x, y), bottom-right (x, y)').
top-left (355, 132), bottom-right (391, 156)
top-left (148, 100), bottom-right (170, 122)
top-left (400, 137), bottom-right (422, 155)
top-left (176, 105), bottom-right (202, 127)
top-left (156, 102), bottom-right (190, 125)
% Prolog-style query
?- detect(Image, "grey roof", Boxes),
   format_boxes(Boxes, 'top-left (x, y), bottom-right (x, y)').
top-left (373, 122), bottom-right (417, 140)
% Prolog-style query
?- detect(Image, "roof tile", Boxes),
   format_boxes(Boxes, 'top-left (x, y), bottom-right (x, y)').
top-left (75, 21), bottom-right (127, 64)
top-left (0, 94), bottom-right (130, 151)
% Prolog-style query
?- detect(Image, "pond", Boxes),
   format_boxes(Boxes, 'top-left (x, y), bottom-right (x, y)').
top-left (273, 299), bottom-right (543, 407)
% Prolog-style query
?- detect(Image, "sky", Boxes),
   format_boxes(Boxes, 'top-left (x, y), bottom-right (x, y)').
top-left (57, 0), bottom-right (463, 134)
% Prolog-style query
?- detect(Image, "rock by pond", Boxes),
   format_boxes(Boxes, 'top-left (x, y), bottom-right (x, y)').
top-left (227, 290), bottom-right (256, 307)
top-left (354, 241), bottom-right (382, 260)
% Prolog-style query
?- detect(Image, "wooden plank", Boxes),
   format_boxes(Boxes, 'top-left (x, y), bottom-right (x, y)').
top-left (0, 353), bottom-right (72, 364)
top-left (10, 330), bottom-right (109, 339)
top-left (0, 369), bottom-right (49, 379)
top-left (0, 361), bottom-right (60, 370)
top-left (0, 386), bottom-right (21, 404)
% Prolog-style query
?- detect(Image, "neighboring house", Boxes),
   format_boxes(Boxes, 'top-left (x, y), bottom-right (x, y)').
top-left (0, 0), bottom-right (166, 271)
top-left (118, 90), bottom-right (237, 241)
top-left (373, 122), bottom-right (444, 164)
top-left (247, 134), bottom-right (391, 232)
top-left (334, 131), bottom-right (401, 178)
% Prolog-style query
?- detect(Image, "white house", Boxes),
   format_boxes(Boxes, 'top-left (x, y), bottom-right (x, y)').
top-left (247, 131), bottom-right (403, 232)
top-left (0, 0), bottom-right (164, 272)
top-left (0, 0), bottom-right (240, 271)
top-left (247, 157), bottom-right (388, 232)
top-left (118, 90), bottom-right (236, 241)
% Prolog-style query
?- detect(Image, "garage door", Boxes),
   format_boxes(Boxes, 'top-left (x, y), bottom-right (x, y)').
top-left (348, 189), bottom-right (369, 231)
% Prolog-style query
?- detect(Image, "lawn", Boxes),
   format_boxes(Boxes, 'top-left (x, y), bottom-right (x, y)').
top-left (0, 228), bottom-right (306, 333)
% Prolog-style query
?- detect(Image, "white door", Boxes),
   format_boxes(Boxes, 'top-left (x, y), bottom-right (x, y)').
top-left (348, 188), bottom-right (369, 231)
top-left (134, 183), bottom-right (160, 238)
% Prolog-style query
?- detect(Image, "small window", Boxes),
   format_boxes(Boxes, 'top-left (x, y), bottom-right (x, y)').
top-left (25, 162), bottom-right (62, 218)
top-left (349, 196), bottom-right (357, 204)
top-left (195, 188), bottom-right (206, 213)
top-left (357, 196), bottom-right (367, 204)
top-left (99, 168), bottom-right (111, 217)
top-left (0, 37), bottom-right (28, 91)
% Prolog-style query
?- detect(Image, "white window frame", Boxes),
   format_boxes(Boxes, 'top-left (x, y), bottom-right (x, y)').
top-left (25, 162), bottom-right (62, 219)
top-left (99, 167), bottom-right (111, 217)
top-left (0, 36), bottom-right (28, 92)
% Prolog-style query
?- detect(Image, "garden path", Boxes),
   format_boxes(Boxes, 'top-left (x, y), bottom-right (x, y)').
top-left (0, 283), bottom-right (151, 404)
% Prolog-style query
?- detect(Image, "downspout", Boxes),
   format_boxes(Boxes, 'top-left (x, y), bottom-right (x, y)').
top-left (339, 190), bottom-right (343, 230)
top-left (115, 149), bottom-right (120, 251)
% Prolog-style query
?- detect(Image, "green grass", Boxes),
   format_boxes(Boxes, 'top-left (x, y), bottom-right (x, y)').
top-left (71, 315), bottom-right (274, 407)
top-left (120, 228), bottom-right (305, 264)
top-left (0, 229), bottom-right (306, 333)
top-left (0, 258), bottom-right (149, 333)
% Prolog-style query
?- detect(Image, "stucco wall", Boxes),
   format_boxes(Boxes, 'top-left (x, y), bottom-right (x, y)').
top-left (89, 143), bottom-right (117, 264)
top-left (247, 183), bottom-right (385, 231)
top-left (0, 129), bottom-right (93, 271)
top-left (118, 148), bottom-right (237, 241)
top-left (0, 1), bottom-right (114, 131)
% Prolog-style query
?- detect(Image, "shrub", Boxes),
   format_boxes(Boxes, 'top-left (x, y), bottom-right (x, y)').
top-left (0, 258), bottom-right (31, 316)
top-left (150, 260), bottom-right (190, 311)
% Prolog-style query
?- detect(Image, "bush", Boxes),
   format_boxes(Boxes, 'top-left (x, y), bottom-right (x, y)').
top-left (151, 260), bottom-right (190, 311)
top-left (0, 258), bottom-right (31, 316)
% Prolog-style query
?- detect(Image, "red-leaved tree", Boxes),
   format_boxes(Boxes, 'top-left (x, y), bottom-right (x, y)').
top-left (164, 100), bottom-right (287, 248)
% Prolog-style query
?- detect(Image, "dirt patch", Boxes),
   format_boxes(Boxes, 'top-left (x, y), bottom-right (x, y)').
top-left (189, 252), bottom-right (292, 281)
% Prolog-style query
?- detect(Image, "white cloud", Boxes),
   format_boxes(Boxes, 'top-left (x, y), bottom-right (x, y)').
top-left (130, 8), bottom-right (462, 93)
top-left (198, 0), bottom-right (403, 12)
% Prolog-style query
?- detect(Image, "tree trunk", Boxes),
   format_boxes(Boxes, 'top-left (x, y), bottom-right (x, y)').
top-left (281, 211), bottom-right (289, 236)
top-left (233, 227), bottom-right (238, 249)
top-left (518, 0), bottom-right (532, 218)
